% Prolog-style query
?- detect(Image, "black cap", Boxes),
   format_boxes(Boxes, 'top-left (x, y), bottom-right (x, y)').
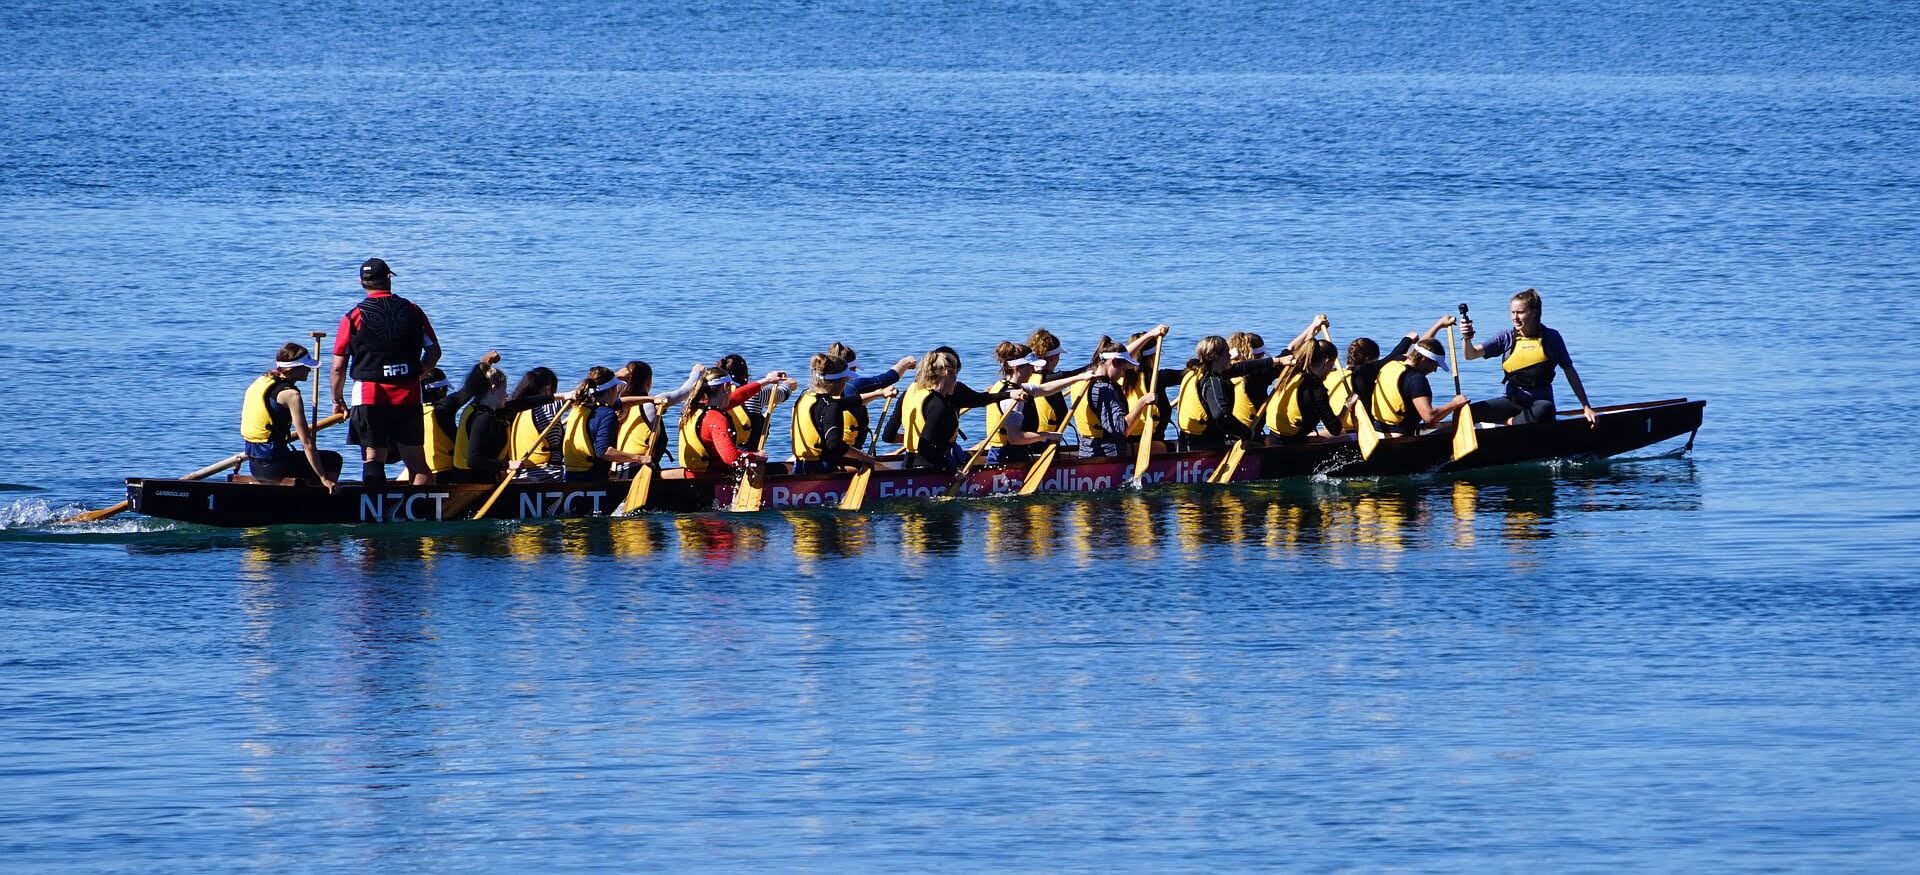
top-left (360, 258), bottom-right (395, 282)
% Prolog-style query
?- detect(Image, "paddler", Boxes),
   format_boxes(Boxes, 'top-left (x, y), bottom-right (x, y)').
top-left (1369, 336), bottom-right (1468, 436)
top-left (422, 351), bottom-right (500, 479)
top-left (241, 344), bottom-right (343, 490)
top-left (1266, 337), bottom-right (1349, 441)
top-left (824, 342), bottom-right (917, 449)
top-left (899, 348), bottom-right (1028, 471)
top-left (329, 257), bottom-right (441, 485)
top-left (718, 353), bottom-right (795, 450)
top-left (982, 342), bottom-right (1085, 466)
top-left (609, 360), bottom-right (697, 479)
top-left (1076, 338), bottom-right (1161, 458)
top-left (1461, 288), bottom-right (1598, 428)
top-left (1025, 328), bottom-right (1087, 432)
top-left (560, 367), bottom-right (659, 481)
top-left (1224, 318), bottom-right (1330, 436)
top-left (680, 366), bottom-right (786, 477)
top-left (791, 354), bottom-right (884, 474)
top-left (1172, 335), bottom-right (1275, 451)
top-left (1332, 315), bottom-right (1458, 425)
top-left (505, 367), bottom-right (567, 481)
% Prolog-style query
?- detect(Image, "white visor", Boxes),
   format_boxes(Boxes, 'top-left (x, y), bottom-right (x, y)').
top-left (420, 378), bottom-right (451, 391)
top-left (274, 354), bottom-right (319, 369)
top-left (1010, 353), bottom-right (1047, 369)
top-left (596, 379), bottom-right (626, 395)
top-left (706, 375), bottom-right (737, 388)
top-left (1100, 350), bottom-right (1140, 367)
top-left (1251, 345), bottom-right (1268, 357)
top-left (818, 367), bottom-right (851, 381)
top-left (1412, 345), bottom-right (1446, 365)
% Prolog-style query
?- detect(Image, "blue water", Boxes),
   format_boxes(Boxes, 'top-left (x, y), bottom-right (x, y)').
top-left (5, 1), bottom-right (1920, 869)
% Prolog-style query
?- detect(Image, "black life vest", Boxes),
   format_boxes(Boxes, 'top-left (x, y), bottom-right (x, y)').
top-left (345, 294), bottom-right (427, 383)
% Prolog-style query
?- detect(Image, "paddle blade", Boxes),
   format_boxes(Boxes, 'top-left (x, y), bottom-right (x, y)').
top-left (1451, 404), bottom-right (1479, 461)
top-left (622, 466), bottom-right (656, 514)
top-left (841, 467), bottom-right (872, 511)
top-left (68, 500), bottom-right (132, 524)
top-left (1213, 441), bottom-right (1245, 484)
top-left (1356, 406), bottom-right (1382, 460)
top-left (1130, 413), bottom-right (1157, 486)
top-left (1018, 443), bottom-right (1059, 496)
top-left (730, 465), bottom-right (766, 512)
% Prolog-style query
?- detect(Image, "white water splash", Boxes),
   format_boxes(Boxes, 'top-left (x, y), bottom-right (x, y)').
top-left (0, 497), bottom-right (84, 530)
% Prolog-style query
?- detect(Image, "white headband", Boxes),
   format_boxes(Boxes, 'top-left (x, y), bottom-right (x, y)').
top-left (818, 367), bottom-right (851, 381)
top-left (706, 375), bottom-right (737, 388)
top-left (1251, 346), bottom-right (1268, 357)
top-left (1045, 347), bottom-right (1065, 359)
top-left (274, 354), bottom-right (319, 369)
top-left (1412, 345), bottom-right (1446, 364)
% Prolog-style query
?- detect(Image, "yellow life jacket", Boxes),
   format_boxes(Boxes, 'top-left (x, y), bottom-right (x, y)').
top-left (561, 405), bottom-right (606, 473)
top-left (452, 405), bottom-right (475, 470)
top-left (240, 374), bottom-right (295, 445)
top-left (508, 408), bottom-right (552, 466)
top-left (1122, 375), bottom-right (1152, 437)
top-left (1502, 333), bottom-right (1555, 388)
top-left (1175, 369), bottom-right (1211, 436)
top-left (1070, 382), bottom-right (1102, 440)
top-left (1025, 375), bottom-right (1065, 433)
top-left (1325, 368), bottom-right (1353, 429)
top-left (984, 380), bottom-right (1036, 449)
top-left (423, 406), bottom-right (456, 472)
top-left (1229, 375), bottom-right (1257, 430)
top-left (790, 390), bottom-right (857, 461)
top-left (901, 383), bottom-right (934, 454)
top-left (678, 407), bottom-right (737, 473)
top-left (1265, 372), bottom-right (1311, 437)
top-left (616, 405), bottom-right (657, 460)
top-left (1371, 360), bottom-right (1413, 427)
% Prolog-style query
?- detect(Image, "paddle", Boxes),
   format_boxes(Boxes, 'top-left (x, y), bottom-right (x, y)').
top-left (471, 399), bottom-right (576, 520)
top-left (841, 391), bottom-right (894, 511)
top-left (728, 385), bottom-right (788, 512)
top-left (1017, 379), bottom-right (1089, 496)
top-left (1128, 336), bottom-right (1168, 487)
top-left (308, 331), bottom-right (326, 423)
top-left (67, 411), bottom-right (347, 524)
top-left (1446, 309), bottom-right (1479, 461)
top-left (618, 409), bottom-right (669, 515)
top-left (1321, 326), bottom-right (1383, 460)
top-left (941, 389), bottom-right (1018, 500)
top-left (1210, 317), bottom-right (1320, 484)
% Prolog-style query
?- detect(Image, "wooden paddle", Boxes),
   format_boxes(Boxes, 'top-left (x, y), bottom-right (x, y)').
top-left (1322, 326), bottom-right (1383, 460)
top-left (67, 411), bottom-right (347, 523)
top-left (1017, 379), bottom-right (1089, 496)
top-left (618, 409), bottom-right (669, 515)
top-left (472, 399), bottom-right (576, 520)
top-left (1446, 316), bottom-right (1479, 461)
top-left (1128, 336), bottom-right (1167, 487)
top-left (308, 331), bottom-right (326, 423)
top-left (728, 386), bottom-right (788, 512)
top-left (840, 391), bottom-right (893, 511)
top-left (941, 389), bottom-right (1018, 500)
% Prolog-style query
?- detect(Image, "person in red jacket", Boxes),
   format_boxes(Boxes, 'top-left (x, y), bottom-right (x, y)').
top-left (677, 365), bottom-right (788, 476)
top-left (328, 258), bottom-right (441, 485)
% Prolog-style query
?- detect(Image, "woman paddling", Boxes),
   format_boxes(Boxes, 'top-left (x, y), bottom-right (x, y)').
top-left (680, 366), bottom-right (785, 477)
top-left (607, 360), bottom-right (696, 480)
top-left (791, 354), bottom-right (884, 474)
top-left (899, 348), bottom-right (1028, 472)
top-left (240, 343), bottom-right (342, 490)
top-left (1172, 335), bottom-right (1275, 452)
top-left (824, 342), bottom-right (916, 450)
top-left (422, 351), bottom-right (499, 479)
top-left (718, 353), bottom-right (795, 450)
top-left (982, 341), bottom-right (1084, 466)
top-left (1267, 337), bottom-right (1349, 441)
top-left (1075, 339), bottom-right (1163, 459)
top-left (560, 367), bottom-right (661, 481)
top-left (1332, 315), bottom-right (1457, 427)
top-left (1461, 288), bottom-right (1598, 428)
top-left (505, 367), bottom-right (568, 482)
top-left (1369, 337), bottom-right (1469, 437)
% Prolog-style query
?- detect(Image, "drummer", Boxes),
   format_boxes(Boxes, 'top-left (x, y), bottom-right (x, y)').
top-left (1461, 288), bottom-right (1597, 427)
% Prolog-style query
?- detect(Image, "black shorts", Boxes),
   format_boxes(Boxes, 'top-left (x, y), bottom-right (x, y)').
top-left (349, 402), bottom-right (425, 448)
top-left (249, 449), bottom-right (343, 483)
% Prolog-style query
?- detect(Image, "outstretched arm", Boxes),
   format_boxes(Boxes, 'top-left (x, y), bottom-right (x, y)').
top-left (1126, 324), bottom-right (1171, 359)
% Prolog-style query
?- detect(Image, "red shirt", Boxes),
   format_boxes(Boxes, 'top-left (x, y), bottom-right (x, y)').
top-left (700, 380), bottom-right (765, 466)
top-left (333, 291), bottom-right (439, 406)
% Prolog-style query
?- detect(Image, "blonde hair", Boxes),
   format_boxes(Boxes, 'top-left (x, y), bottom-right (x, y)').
top-left (809, 353), bottom-right (849, 393)
top-left (1227, 331), bottom-right (1264, 361)
top-left (1187, 335), bottom-right (1228, 375)
top-left (916, 349), bottom-right (959, 388)
top-left (685, 366), bottom-right (733, 416)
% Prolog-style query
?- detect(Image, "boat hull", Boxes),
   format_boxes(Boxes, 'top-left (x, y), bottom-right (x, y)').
top-left (123, 398), bottom-right (1702, 527)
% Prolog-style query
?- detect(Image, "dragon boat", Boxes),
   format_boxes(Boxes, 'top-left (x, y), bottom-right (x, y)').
top-left (120, 398), bottom-right (1703, 528)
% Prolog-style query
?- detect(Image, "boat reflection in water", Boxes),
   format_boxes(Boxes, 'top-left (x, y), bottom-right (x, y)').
top-left (202, 457), bottom-right (1699, 574)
